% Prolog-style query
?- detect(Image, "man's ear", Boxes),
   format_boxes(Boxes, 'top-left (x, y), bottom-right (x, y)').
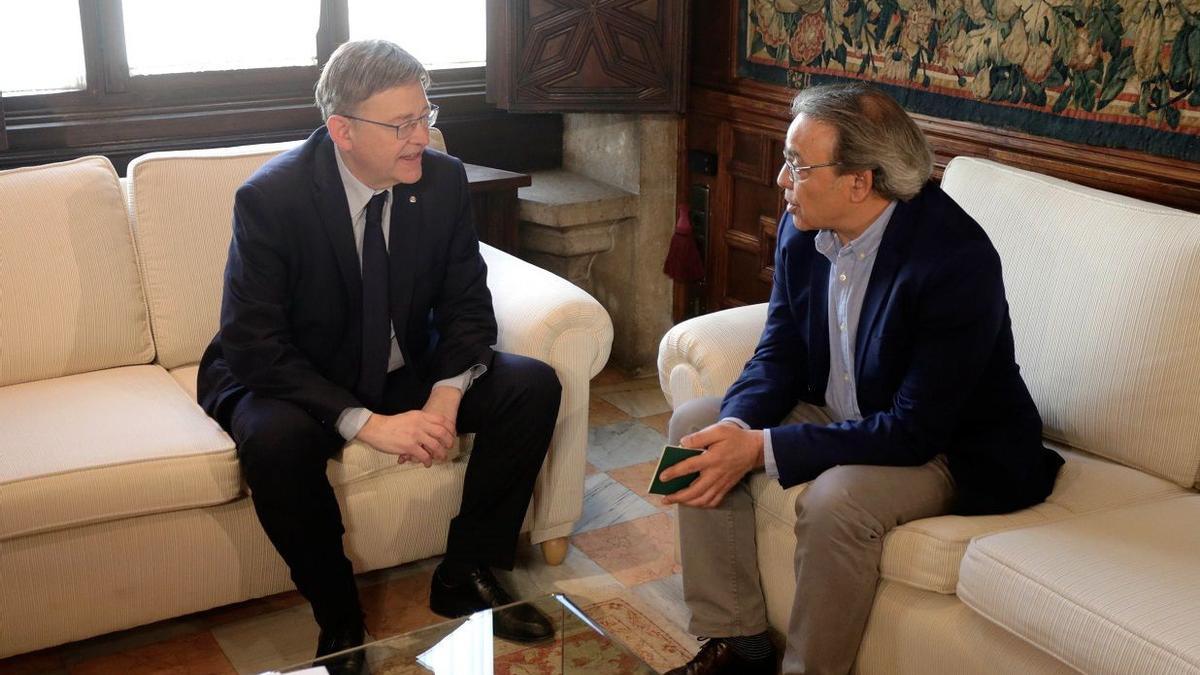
top-left (848, 168), bottom-right (875, 203)
top-left (326, 115), bottom-right (353, 151)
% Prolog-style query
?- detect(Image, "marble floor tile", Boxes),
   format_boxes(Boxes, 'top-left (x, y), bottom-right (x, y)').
top-left (589, 396), bottom-right (632, 427)
top-left (584, 461), bottom-right (600, 476)
top-left (359, 569), bottom-right (444, 639)
top-left (576, 473), bottom-right (659, 534)
top-left (210, 603), bottom-right (319, 675)
top-left (591, 373), bottom-right (661, 397)
top-left (590, 365), bottom-right (632, 389)
top-left (194, 591), bottom-right (307, 630)
top-left (639, 411), bottom-right (672, 437)
top-left (70, 631), bottom-right (235, 675)
top-left (573, 512), bottom-right (681, 587)
top-left (356, 556), bottom-right (440, 589)
top-left (606, 459), bottom-right (665, 507)
top-left (631, 574), bottom-right (691, 637)
top-left (497, 541), bottom-right (624, 607)
top-left (599, 387), bottom-right (671, 418)
top-left (61, 614), bottom-right (211, 666)
top-left (587, 420), bottom-right (665, 471)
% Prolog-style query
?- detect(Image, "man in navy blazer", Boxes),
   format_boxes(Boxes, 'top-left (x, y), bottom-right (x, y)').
top-left (197, 41), bottom-right (560, 667)
top-left (662, 85), bottom-right (1063, 675)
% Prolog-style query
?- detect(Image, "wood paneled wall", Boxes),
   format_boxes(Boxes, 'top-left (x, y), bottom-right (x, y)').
top-left (683, 3), bottom-right (1200, 314)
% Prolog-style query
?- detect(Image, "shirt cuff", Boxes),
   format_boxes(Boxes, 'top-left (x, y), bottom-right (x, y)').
top-left (432, 364), bottom-right (488, 393)
top-left (337, 407), bottom-right (372, 441)
top-left (720, 417), bottom-right (777, 478)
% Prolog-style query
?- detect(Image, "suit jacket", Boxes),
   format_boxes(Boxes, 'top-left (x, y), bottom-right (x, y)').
top-left (721, 183), bottom-right (1062, 515)
top-left (197, 127), bottom-right (497, 432)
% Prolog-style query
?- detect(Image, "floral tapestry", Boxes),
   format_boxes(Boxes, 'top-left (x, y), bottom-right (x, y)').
top-left (741, 0), bottom-right (1200, 160)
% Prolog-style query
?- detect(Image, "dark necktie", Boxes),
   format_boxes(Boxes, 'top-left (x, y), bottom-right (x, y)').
top-left (357, 191), bottom-right (390, 408)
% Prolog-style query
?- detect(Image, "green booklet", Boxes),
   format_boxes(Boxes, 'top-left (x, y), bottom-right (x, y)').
top-left (647, 445), bottom-right (703, 496)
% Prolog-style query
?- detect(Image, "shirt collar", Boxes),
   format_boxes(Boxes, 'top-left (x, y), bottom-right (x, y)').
top-left (814, 200), bottom-right (898, 261)
top-left (334, 145), bottom-right (390, 216)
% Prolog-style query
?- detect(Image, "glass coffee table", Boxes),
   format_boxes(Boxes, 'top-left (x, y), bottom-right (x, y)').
top-left (270, 593), bottom-right (658, 674)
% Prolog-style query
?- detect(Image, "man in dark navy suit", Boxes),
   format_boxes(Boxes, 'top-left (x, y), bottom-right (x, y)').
top-left (661, 84), bottom-right (1063, 675)
top-left (197, 40), bottom-right (559, 668)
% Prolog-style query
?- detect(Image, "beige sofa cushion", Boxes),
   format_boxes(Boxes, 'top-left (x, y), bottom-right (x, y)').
top-left (959, 495), bottom-right (1200, 675)
top-left (942, 158), bottom-right (1200, 489)
top-left (126, 143), bottom-right (297, 369)
top-left (0, 366), bottom-right (237, 540)
top-left (167, 363), bottom-right (469, 488)
top-left (0, 157), bottom-right (154, 386)
top-left (747, 446), bottom-right (1187, 595)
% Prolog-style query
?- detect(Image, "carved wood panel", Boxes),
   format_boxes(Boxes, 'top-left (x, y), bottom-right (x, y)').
top-left (486, 0), bottom-right (688, 112)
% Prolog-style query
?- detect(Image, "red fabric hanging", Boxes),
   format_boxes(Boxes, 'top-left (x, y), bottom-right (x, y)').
top-left (662, 205), bottom-right (705, 282)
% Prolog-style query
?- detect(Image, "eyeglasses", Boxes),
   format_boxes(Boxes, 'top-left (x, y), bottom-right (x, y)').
top-left (339, 104), bottom-right (439, 140)
top-left (781, 154), bottom-right (841, 183)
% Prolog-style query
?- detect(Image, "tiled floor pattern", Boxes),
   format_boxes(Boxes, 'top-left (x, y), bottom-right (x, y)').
top-left (1, 368), bottom-right (696, 674)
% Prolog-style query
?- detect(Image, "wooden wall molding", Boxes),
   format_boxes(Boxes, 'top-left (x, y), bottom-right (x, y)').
top-left (691, 82), bottom-right (1200, 212)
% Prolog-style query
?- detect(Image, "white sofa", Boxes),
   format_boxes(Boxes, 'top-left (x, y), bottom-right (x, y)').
top-left (658, 157), bottom-right (1200, 675)
top-left (0, 138), bottom-right (613, 658)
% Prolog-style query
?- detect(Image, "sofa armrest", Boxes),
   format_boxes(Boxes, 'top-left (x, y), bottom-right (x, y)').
top-left (657, 304), bottom-right (767, 409)
top-left (481, 244), bottom-right (613, 543)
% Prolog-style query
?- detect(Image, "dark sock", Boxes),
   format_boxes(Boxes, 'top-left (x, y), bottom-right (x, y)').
top-left (726, 632), bottom-right (774, 660)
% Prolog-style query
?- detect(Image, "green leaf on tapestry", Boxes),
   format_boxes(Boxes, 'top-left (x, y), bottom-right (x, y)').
top-left (1098, 75), bottom-right (1127, 109)
top-left (1189, 30), bottom-right (1200, 69)
top-left (909, 56), bottom-right (921, 81)
top-left (1052, 82), bottom-right (1075, 113)
top-left (875, 6), bottom-right (894, 43)
top-left (1076, 79), bottom-right (1096, 111)
top-left (1045, 67), bottom-right (1065, 89)
top-left (842, 26), bottom-right (853, 43)
top-left (924, 74), bottom-right (932, 87)
top-left (1010, 80), bottom-right (1025, 103)
top-left (752, 33), bottom-right (766, 55)
top-left (1170, 28), bottom-right (1192, 83)
top-left (1164, 105), bottom-right (1181, 128)
top-left (836, 44), bottom-right (848, 68)
top-left (859, 53), bottom-right (871, 74)
top-left (1190, 88), bottom-right (1200, 106)
top-left (958, 74), bottom-right (967, 86)
top-left (992, 77), bottom-right (1011, 101)
top-left (1024, 81), bottom-right (1048, 106)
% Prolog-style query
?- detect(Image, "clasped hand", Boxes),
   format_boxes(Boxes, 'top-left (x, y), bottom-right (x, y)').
top-left (659, 422), bottom-right (765, 509)
top-left (357, 387), bottom-right (461, 467)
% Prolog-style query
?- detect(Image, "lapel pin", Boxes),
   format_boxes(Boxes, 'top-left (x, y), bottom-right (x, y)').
top-left (408, 195), bottom-right (417, 203)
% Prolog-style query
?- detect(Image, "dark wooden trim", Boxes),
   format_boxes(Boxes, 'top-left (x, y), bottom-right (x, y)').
top-left (690, 84), bottom-right (1200, 213)
top-left (0, 94), bottom-right (7, 152)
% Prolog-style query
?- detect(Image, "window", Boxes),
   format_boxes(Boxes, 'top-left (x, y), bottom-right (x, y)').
top-left (0, 2), bottom-right (87, 96)
top-left (122, 1), bottom-right (321, 76)
top-left (348, 0), bottom-right (486, 70)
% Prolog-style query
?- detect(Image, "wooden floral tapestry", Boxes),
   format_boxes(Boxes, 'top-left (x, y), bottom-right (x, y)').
top-left (740, 0), bottom-right (1200, 160)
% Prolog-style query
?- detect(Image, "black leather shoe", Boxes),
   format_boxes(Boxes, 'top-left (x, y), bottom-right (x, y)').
top-left (429, 562), bottom-right (555, 644)
top-left (665, 637), bottom-right (776, 675)
top-left (314, 623), bottom-right (369, 675)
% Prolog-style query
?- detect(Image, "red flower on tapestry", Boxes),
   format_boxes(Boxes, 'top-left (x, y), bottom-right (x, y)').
top-left (790, 13), bottom-right (826, 64)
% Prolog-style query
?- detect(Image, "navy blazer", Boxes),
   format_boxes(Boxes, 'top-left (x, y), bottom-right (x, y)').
top-left (197, 127), bottom-right (497, 432)
top-left (721, 183), bottom-right (1062, 515)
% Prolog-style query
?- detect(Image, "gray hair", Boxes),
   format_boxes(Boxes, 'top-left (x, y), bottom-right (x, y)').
top-left (315, 40), bottom-right (430, 120)
top-left (790, 83), bottom-right (932, 201)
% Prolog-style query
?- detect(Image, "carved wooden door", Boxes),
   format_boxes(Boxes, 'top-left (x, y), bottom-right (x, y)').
top-left (486, 0), bottom-right (688, 112)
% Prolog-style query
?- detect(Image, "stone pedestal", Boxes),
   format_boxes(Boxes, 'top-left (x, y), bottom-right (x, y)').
top-left (517, 170), bottom-right (637, 291)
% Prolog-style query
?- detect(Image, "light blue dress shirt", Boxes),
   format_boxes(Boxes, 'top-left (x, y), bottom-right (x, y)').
top-left (727, 202), bottom-right (897, 478)
top-left (333, 148), bottom-right (484, 440)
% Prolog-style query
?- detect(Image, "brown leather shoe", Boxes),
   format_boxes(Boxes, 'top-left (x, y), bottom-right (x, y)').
top-left (665, 637), bottom-right (777, 675)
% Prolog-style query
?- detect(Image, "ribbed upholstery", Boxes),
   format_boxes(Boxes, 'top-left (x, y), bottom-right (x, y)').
top-left (0, 366), bottom-right (236, 540)
top-left (483, 244), bottom-right (613, 542)
top-left (0, 157), bottom-right (154, 386)
top-left (127, 142), bottom-right (297, 369)
top-left (959, 496), bottom-right (1200, 675)
top-left (0, 460), bottom-right (466, 658)
top-left (855, 581), bottom-right (1079, 674)
top-left (942, 157), bottom-right (1200, 488)
top-left (657, 303), bottom-right (766, 408)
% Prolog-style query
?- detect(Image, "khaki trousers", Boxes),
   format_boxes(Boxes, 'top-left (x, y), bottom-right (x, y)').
top-left (670, 397), bottom-right (956, 675)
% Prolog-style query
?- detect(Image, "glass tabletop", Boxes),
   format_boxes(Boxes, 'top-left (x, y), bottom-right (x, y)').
top-left (270, 593), bottom-right (658, 674)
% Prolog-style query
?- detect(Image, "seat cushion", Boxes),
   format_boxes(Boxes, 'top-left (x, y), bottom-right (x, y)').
top-left (748, 446), bottom-right (1188, 594)
top-left (0, 366), bottom-right (237, 540)
top-left (167, 364), bottom-right (470, 488)
top-left (959, 495), bottom-right (1200, 675)
top-left (0, 156), bottom-right (154, 387)
top-left (942, 157), bottom-right (1200, 489)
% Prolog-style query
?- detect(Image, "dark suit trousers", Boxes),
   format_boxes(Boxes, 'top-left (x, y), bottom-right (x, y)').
top-left (220, 352), bottom-right (561, 631)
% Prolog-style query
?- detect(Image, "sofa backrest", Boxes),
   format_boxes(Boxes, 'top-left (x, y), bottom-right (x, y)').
top-left (127, 142), bottom-right (297, 369)
top-left (942, 157), bottom-right (1200, 490)
top-left (127, 129), bottom-right (449, 370)
top-left (0, 156), bottom-right (154, 387)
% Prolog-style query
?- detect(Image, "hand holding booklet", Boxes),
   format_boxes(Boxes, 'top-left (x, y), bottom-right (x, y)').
top-left (647, 445), bottom-right (704, 496)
